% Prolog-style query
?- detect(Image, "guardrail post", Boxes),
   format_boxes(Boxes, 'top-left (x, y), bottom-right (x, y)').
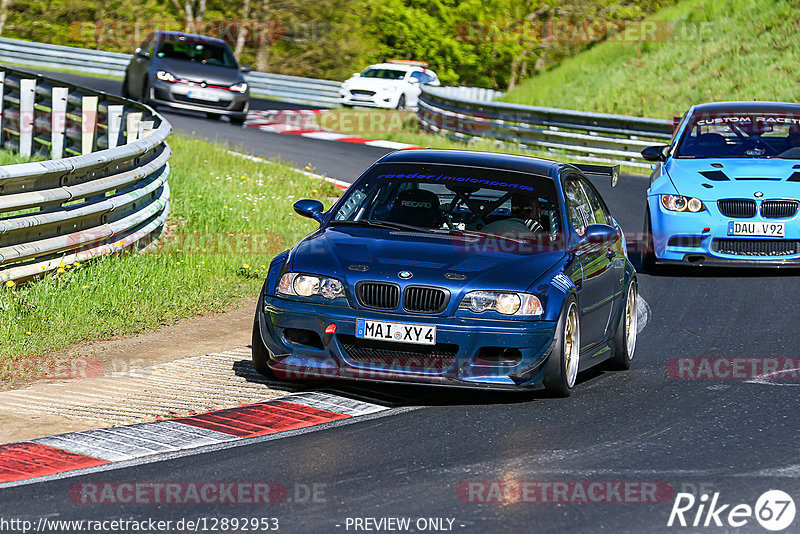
top-left (0, 72), bottom-right (4, 147)
top-left (81, 95), bottom-right (98, 154)
top-left (126, 112), bottom-right (141, 143)
top-left (19, 78), bottom-right (36, 157)
top-left (107, 105), bottom-right (123, 149)
top-left (51, 87), bottom-right (68, 159)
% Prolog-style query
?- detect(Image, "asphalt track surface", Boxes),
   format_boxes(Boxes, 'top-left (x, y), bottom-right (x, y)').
top-left (2, 72), bottom-right (799, 533)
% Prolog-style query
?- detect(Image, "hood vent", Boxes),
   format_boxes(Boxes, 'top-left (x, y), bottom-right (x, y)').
top-left (699, 170), bottom-right (730, 181)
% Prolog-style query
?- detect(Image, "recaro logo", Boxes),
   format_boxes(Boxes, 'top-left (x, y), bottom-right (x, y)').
top-left (401, 201), bottom-right (431, 208)
top-left (668, 490), bottom-right (795, 531)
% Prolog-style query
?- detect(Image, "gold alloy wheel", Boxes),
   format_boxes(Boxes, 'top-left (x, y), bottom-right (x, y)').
top-left (564, 302), bottom-right (580, 388)
top-left (625, 283), bottom-right (638, 360)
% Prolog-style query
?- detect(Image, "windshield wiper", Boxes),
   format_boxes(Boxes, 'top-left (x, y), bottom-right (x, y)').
top-left (330, 219), bottom-right (438, 233)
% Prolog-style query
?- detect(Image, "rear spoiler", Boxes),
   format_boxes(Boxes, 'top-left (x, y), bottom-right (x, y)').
top-left (573, 164), bottom-right (620, 187)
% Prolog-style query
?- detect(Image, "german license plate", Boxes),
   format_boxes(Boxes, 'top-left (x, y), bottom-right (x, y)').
top-left (355, 319), bottom-right (436, 345)
top-left (727, 221), bottom-right (785, 237)
top-left (186, 89), bottom-right (220, 102)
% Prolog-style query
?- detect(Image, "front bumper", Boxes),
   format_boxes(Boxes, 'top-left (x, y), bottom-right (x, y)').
top-left (339, 89), bottom-right (399, 109)
top-left (151, 80), bottom-right (249, 117)
top-left (650, 197), bottom-right (800, 266)
top-left (256, 295), bottom-right (558, 390)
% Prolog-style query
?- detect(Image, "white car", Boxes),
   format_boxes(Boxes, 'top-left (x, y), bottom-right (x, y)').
top-left (339, 60), bottom-right (441, 110)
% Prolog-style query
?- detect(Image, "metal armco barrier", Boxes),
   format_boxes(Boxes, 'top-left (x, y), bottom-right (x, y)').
top-left (0, 37), bottom-right (342, 107)
top-left (0, 65), bottom-right (172, 283)
top-left (418, 86), bottom-right (673, 168)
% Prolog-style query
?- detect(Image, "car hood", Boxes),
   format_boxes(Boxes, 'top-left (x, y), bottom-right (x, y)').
top-left (343, 77), bottom-right (407, 91)
top-left (153, 58), bottom-right (243, 85)
top-left (289, 227), bottom-right (566, 295)
top-left (665, 158), bottom-right (800, 200)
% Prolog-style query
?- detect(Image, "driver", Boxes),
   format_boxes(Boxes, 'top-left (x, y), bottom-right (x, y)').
top-left (510, 194), bottom-right (544, 233)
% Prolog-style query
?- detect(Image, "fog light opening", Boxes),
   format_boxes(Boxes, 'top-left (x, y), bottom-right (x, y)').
top-left (474, 347), bottom-right (522, 366)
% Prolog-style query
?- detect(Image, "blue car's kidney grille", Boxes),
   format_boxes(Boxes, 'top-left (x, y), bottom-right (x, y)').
top-left (356, 282), bottom-right (400, 310)
top-left (718, 199), bottom-right (756, 218)
top-left (713, 239), bottom-right (800, 256)
top-left (338, 335), bottom-right (458, 372)
top-left (760, 200), bottom-right (799, 219)
top-left (403, 286), bottom-right (449, 314)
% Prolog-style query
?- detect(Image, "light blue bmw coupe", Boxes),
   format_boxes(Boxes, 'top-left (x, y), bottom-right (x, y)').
top-left (641, 101), bottom-right (800, 268)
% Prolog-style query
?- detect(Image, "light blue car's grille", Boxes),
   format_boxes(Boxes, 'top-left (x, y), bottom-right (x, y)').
top-left (718, 199), bottom-right (756, 218)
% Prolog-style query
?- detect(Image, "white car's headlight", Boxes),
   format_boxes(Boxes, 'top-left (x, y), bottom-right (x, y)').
top-left (459, 291), bottom-right (543, 316)
top-left (383, 86), bottom-right (398, 93)
top-left (661, 195), bottom-right (705, 212)
top-left (229, 82), bottom-right (248, 93)
top-left (278, 273), bottom-right (345, 300)
top-left (156, 70), bottom-right (176, 82)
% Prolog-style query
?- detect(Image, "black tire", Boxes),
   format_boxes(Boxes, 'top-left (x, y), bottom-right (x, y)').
top-left (396, 94), bottom-right (406, 110)
top-left (607, 279), bottom-right (638, 370)
top-left (121, 75), bottom-right (130, 99)
top-left (230, 115), bottom-right (246, 126)
top-left (206, 112), bottom-right (222, 121)
top-left (251, 313), bottom-right (276, 378)
top-left (640, 206), bottom-right (657, 272)
top-left (543, 296), bottom-right (580, 397)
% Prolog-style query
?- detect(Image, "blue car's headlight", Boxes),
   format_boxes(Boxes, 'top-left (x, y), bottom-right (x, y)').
top-left (661, 195), bottom-right (705, 212)
top-left (156, 70), bottom-right (176, 82)
top-left (278, 272), bottom-right (345, 300)
top-left (459, 291), bottom-right (543, 316)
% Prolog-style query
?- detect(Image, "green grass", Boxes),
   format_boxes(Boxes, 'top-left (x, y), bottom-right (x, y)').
top-left (319, 108), bottom-right (648, 175)
top-left (0, 133), bottom-right (338, 380)
top-left (501, 0), bottom-right (800, 119)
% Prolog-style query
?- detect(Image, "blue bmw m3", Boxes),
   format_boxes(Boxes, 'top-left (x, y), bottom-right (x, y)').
top-left (252, 150), bottom-right (638, 396)
top-left (641, 101), bottom-right (800, 268)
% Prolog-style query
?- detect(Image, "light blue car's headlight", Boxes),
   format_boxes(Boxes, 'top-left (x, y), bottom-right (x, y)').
top-left (278, 273), bottom-right (345, 299)
top-left (459, 291), bottom-right (543, 316)
top-left (662, 195), bottom-right (705, 212)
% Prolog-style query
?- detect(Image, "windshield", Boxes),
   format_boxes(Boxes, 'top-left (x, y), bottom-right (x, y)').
top-left (156, 40), bottom-right (237, 68)
top-left (330, 164), bottom-right (563, 252)
top-left (360, 68), bottom-right (407, 80)
top-left (676, 112), bottom-right (800, 159)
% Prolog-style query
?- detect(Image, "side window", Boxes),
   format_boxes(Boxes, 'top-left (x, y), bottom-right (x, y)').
top-left (563, 176), bottom-right (592, 236)
top-left (410, 72), bottom-right (426, 84)
top-left (579, 180), bottom-right (611, 226)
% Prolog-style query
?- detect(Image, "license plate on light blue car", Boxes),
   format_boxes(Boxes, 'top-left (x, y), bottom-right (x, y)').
top-left (727, 221), bottom-right (785, 237)
top-left (356, 319), bottom-right (436, 345)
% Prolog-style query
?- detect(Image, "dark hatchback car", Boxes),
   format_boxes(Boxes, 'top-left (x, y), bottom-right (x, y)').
top-left (123, 31), bottom-right (251, 124)
top-left (253, 150), bottom-right (638, 396)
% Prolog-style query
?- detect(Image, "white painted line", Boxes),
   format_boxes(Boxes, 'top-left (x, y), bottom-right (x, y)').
top-left (300, 131), bottom-right (349, 141)
top-left (364, 140), bottom-right (421, 150)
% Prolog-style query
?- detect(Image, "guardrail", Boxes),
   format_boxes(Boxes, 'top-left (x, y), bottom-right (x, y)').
top-left (418, 86), bottom-right (673, 168)
top-left (0, 65), bottom-right (172, 283)
top-left (0, 37), bottom-right (342, 107)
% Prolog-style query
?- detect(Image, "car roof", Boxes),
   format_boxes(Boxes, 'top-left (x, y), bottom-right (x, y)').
top-left (375, 149), bottom-right (560, 177)
top-left (364, 63), bottom-right (435, 74)
top-left (691, 101), bottom-right (800, 115)
top-left (151, 31), bottom-right (228, 46)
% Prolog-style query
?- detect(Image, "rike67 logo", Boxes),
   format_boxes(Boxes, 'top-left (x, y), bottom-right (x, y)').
top-left (668, 490), bottom-right (795, 531)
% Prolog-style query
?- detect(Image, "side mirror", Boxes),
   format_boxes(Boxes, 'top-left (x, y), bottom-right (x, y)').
top-left (582, 224), bottom-right (618, 246)
top-left (240, 65), bottom-right (252, 73)
top-left (293, 199), bottom-right (325, 223)
top-left (352, 73), bottom-right (361, 78)
top-left (135, 48), bottom-right (150, 59)
top-left (409, 78), bottom-right (419, 84)
top-left (641, 145), bottom-right (669, 162)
